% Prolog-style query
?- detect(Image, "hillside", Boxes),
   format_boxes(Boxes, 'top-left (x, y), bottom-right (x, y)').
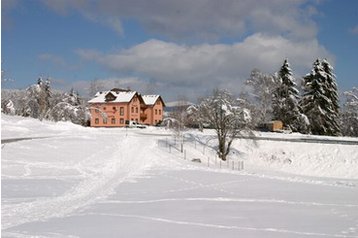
top-left (2, 114), bottom-right (358, 237)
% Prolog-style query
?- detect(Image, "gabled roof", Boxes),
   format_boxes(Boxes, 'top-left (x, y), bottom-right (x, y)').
top-left (142, 95), bottom-right (165, 107)
top-left (88, 90), bottom-right (137, 103)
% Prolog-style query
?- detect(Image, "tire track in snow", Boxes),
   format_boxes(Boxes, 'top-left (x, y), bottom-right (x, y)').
top-left (1, 135), bottom-right (158, 230)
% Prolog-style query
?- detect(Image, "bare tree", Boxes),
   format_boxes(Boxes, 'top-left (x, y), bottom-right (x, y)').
top-left (245, 69), bottom-right (277, 125)
top-left (89, 79), bottom-right (105, 97)
top-left (196, 89), bottom-right (251, 161)
top-left (169, 96), bottom-right (193, 134)
top-left (341, 87), bottom-right (358, 137)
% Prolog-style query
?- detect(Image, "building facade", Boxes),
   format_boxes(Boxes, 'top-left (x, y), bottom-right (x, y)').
top-left (88, 88), bottom-right (165, 127)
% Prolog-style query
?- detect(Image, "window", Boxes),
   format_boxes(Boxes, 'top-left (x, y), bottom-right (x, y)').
top-left (159, 109), bottom-right (161, 115)
top-left (155, 109), bottom-right (158, 115)
top-left (95, 109), bottom-right (99, 113)
top-left (120, 107), bottom-right (124, 116)
top-left (135, 107), bottom-right (138, 113)
top-left (111, 118), bottom-right (116, 124)
top-left (120, 118), bottom-right (124, 124)
top-left (103, 118), bottom-right (107, 124)
top-left (113, 106), bottom-right (116, 110)
top-left (95, 118), bottom-right (99, 124)
top-left (131, 107), bottom-right (134, 113)
top-left (103, 107), bottom-right (106, 110)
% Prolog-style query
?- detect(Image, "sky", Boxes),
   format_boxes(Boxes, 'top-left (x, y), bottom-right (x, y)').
top-left (1, 0), bottom-right (358, 101)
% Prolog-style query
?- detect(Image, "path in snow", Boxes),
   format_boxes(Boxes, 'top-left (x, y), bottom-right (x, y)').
top-left (1, 132), bottom-right (159, 230)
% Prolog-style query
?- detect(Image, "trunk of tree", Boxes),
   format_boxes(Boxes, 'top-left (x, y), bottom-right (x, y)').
top-left (218, 134), bottom-right (227, 161)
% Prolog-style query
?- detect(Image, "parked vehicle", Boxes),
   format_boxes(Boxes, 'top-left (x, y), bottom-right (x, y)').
top-left (125, 120), bottom-right (146, 128)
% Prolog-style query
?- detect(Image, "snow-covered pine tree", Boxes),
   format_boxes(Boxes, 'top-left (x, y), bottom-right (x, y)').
top-left (300, 59), bottom-right (341, 136)
top-left (321, 59), bottom-right (340, 114)
top-left (272, 59), bottom-right (307, 132)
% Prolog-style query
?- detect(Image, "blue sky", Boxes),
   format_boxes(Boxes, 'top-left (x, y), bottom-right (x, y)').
top-left (2, 0), bottom-right (357, 101)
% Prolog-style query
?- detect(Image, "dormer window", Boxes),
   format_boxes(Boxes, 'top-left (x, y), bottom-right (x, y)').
top-left (105, 92), bottom-right (116, 102)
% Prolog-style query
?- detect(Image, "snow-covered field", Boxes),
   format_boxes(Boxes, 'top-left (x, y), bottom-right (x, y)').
top-left (2, 114), bottom-right (358, 237)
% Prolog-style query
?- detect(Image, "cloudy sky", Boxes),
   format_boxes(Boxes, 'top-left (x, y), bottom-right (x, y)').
top-left (2, 0), bottom-right (358, 101)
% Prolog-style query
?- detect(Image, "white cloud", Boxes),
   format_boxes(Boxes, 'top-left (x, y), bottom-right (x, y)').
top-left (42, 0), bottom-right (319, 41)
top-left (40, 0), bottom-right (334, 101)
top-left (77, 34), bottom-right (333, 101)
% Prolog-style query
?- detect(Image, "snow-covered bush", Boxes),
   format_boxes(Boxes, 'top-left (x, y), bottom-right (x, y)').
top-left (1, 79), bottom-right (90, 126)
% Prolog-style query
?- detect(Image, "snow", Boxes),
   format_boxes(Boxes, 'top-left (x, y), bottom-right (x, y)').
top-left (88, 91), bottom-right (137, 103)
top-left (142, 95), bottom-right (160, 105)
top-left (2, 114), bottom-right (358, 237)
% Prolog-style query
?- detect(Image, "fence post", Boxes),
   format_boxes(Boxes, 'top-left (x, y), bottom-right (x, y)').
top-left (220, 160), bottom-right (221, 169)
top-left (169, 145), bottom-right (171, 153)
top-left (232, 161), bottom-right (234, 170)
top-left (208, 157), bottom-right (210, 167)
top-left (184, 150), bottom-right (186, 160)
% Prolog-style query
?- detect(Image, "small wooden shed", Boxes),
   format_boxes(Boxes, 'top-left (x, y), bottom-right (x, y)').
top-left (265, 120), bottom-right (283, 132)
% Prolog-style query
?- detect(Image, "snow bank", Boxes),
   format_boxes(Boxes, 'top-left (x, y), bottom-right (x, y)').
top-left (185, 129), bottom-right (358, 179)
top-left (2, 114), bottom-right (357, 180)
top-left (1, 114), bottom-right (91, 139)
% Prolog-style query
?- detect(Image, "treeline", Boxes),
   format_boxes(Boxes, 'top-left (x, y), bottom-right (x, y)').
top-left (1, 78), bottom-right (90, 126)
top-left (171, 59), bottom-right (358, 137)
top-left (242, 58), bottom-right (357, 137)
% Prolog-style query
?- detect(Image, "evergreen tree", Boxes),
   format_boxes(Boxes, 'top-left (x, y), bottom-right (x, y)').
top-left (272, 59), bottom-right (306, 132)
top-left (300, 59), bottom-right (341, 136)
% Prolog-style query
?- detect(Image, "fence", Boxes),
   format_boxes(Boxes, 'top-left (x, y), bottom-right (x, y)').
top-left (157, 135), bottom-right (245, 171)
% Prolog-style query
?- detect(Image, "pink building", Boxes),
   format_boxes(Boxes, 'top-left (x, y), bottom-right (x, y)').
top-left (88, 88), bottom-right (165, 127)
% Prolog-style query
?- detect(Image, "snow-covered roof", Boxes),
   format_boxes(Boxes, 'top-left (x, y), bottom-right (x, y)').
top-left (88, 90), bottom-right (137, 103)
top-left (142, 95), bottom-right (160, 105)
